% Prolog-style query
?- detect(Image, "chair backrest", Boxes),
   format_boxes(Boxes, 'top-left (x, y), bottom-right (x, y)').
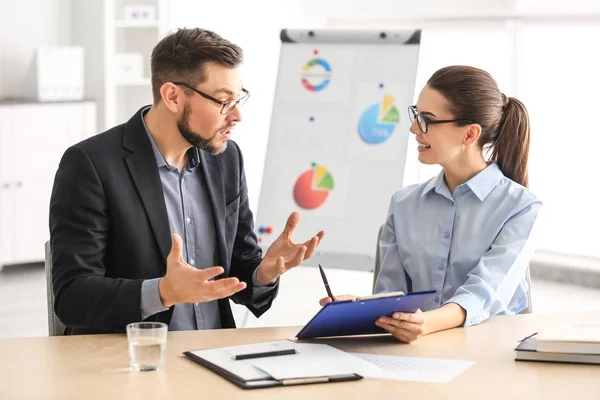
top-left (372, 225), bottom-right (533, 314)
top-left (45, 241), bottom-right (66, 336)
top-left (372, 225), bottom-right (384, 294)
top-left (519, 265), bottom-right (534, 314)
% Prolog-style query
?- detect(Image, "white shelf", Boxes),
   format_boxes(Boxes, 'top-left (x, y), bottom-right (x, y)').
top-left (98, 0), bottom-right (168, 128)
top-left (116, 78), bottom-right (151, 86)
top-left (115, 20), bottom-right (159, 28)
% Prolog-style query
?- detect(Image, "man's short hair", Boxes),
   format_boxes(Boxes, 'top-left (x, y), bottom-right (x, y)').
top-left (150, 28), bottom-right (243, 103)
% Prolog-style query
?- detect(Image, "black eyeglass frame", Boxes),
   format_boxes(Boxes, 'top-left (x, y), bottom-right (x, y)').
top-left (408, 105), bottom-right (474, 133)
top-left (172, 81), bottom-right (250, 115)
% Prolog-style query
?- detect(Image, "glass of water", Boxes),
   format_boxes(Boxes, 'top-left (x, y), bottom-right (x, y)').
top-left (126, 322), bottom-right (168, 371)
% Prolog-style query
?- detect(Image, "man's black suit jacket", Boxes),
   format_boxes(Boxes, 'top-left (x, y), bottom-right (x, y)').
top-left (49, 106), bottom-right (277, 335)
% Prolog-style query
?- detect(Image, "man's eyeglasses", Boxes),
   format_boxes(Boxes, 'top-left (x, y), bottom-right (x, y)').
top-left (408, 105), bottom-right (474, 134)
top-left (172, 82), bottom-right (250, 115)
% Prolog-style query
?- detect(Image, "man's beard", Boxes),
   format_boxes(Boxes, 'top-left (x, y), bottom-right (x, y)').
top-left (177, 103), bottom-right (229, 155)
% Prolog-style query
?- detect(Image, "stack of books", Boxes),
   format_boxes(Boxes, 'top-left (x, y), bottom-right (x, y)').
top-left (515, 322), bottom-right (600, 365)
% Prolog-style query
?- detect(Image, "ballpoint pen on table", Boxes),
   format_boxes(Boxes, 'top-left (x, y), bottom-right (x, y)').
top-left (234, 349), bottom-right (297, 360)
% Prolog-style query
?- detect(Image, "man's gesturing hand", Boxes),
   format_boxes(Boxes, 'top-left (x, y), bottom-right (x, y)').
top-left (158, 234), bottom-right (246, 307)
top-left (256, 212), bottom-right (325, 286)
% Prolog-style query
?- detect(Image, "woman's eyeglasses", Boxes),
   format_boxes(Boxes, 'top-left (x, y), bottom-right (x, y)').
top-left (408, 105), bottom-right (474, 133)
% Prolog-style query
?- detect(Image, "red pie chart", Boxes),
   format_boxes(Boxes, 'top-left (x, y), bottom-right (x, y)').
top-left (293, 163), bottom-right (335, 210)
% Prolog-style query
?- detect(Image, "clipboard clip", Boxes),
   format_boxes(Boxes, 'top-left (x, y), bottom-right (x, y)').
top-left (281, 373), bottom-right (363, 385)
top-left (281, 377), bottom-right (329, 385)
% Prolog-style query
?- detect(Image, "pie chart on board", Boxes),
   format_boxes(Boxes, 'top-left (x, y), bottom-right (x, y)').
top-left (358, 93), bottom-right (400, 144)
top-left (293, 163), bottom-right (335, 210)
top-left (301, 58), bottom-right (332, 92)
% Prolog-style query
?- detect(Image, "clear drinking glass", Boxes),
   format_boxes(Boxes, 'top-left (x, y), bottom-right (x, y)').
top-left (126, 322), bottom-right (168, 371)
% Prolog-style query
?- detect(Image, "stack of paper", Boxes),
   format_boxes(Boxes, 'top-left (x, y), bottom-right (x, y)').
top-left (250, 342), bottom-right (381, 380)
top-left (350, 353), bottom-right (475, 383)
top-left (187, 340), bottom-right (380, 381)
top-left (188, 340), bottom-right (476, 384)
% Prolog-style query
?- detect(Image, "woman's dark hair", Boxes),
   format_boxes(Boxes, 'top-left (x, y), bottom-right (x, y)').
top-left (427, 66), bottom-right (530, 187)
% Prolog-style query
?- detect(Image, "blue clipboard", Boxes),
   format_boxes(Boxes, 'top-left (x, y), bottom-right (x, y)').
top-left (296, 290), bottom-right (436, 339)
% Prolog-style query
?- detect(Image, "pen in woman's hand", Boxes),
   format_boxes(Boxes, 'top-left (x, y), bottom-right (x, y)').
top-left (318, 264), bottom-right (335, 300)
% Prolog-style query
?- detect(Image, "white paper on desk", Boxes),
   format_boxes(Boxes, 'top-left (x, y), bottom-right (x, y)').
top-left (188, 339), bottom-right (297, 380)
top-left (350, 353), bottom-right (475, 383)
top-left (251, 343), bottom-right (381, 380)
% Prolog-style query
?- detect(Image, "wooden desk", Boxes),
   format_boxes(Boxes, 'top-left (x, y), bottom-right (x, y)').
top-left (1, 311), bottom-right (599, 400)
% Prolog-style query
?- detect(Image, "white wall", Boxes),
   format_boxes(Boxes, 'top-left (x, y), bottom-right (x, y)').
top-left (168, 0), bottom-right (326, 212)
top-left (71, 0), bottom-right (105, 132)
top-left (0, 0), bottom-right (72, 98)
top-left (305, 0), bottom-right (512, 21)
top-left (306, 0), bottom-right (600, 22)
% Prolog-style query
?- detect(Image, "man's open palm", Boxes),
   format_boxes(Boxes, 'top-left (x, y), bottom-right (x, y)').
top-left (256, 212), bottom-right (325, 285)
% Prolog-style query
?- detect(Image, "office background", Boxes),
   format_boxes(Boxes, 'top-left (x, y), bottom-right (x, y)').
top-left (1, 0), bottom-right (600, 339)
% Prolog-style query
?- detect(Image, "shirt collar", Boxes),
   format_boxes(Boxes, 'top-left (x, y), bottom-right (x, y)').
top-left (421, 170), bottom-right (449, 199)
top-left (421, 162), bottom-right (503, 201)
top-left (463, 162), bottom-right (503, 201)
top-left (141, 106), bottom-right (200, 171)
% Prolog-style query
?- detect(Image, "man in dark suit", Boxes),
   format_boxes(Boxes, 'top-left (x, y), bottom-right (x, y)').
top-left (49, 28), bottom-right (324, 335)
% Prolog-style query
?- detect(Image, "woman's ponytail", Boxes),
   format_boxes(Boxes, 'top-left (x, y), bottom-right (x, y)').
top-left (490, 95), bottom-right (531, 188)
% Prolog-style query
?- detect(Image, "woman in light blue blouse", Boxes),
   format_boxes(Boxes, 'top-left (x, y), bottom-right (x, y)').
top-left (321, 65), bottom-right (542, 343)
